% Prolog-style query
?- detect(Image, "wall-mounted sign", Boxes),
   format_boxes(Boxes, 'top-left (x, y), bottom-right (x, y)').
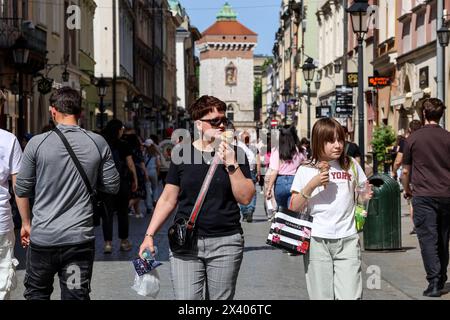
top-left (419, 66), bottom-right (429, 89)
top-left (335, 86), bottom-right (353, 117)
top-left (38, 78), bottom-right (54, 95)
top-left (347, 73), bottom-right (359, 87)
top-left (316, 106), bottom-right (331, 118)
top-left (368, 77), bottom-right (391, 87)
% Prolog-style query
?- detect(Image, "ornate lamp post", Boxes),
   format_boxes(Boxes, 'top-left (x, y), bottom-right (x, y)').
top-left (96, 76), bottom-right (108, 130)
top-left (132, 96), bottom-right (143, 136)
top-left (281, 87), bottom-right (291, 125)
top-left (347, 0), bottom-right (372, 171)
top-left (12, 36), bottom-right (30, 139)
top-left (302, 58), bottom-right (316, 139)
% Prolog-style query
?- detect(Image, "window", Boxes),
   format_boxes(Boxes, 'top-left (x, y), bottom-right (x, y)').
top-left (402, 20), bottom-right (411, 53)
top-left (415, 12), bottom-right (425, 47)
top-left (37, 1), bottom-right (46, 26)
top-left (429, 4), bottom-right (437, 41)
top-left (53, 3), bottom-right (61, 34)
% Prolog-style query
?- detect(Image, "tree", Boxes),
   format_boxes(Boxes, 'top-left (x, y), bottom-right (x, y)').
top-left (371, 125), bottom-right (396, 166)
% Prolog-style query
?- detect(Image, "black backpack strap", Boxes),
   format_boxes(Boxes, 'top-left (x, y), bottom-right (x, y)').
top-left (53, 127), bottom-right (95, 196)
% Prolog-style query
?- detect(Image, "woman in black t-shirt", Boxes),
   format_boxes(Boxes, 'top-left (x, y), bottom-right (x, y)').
top-left (138, 96), bottom-right (255, 300)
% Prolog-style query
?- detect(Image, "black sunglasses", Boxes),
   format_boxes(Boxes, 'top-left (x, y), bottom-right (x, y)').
top-left (200, 117), bottom-right (229, 127)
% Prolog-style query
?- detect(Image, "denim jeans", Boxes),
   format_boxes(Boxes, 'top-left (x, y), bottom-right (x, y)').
top-left (274, 175), bottom-right (295, 209)
top-left (412, 197), bottom-right (450, 285)
top-left (24, 240), bottom-right (95, 300)
top-left (239, 170), bottom-right (257, 217)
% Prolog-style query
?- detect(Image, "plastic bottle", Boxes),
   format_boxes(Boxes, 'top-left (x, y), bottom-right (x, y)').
top-left (142, 246), bottom-right (158, 261)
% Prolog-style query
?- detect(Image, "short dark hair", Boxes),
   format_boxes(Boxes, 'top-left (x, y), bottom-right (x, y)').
top-left (409, 120), bottom-right (422, 133)
top-left (187, 95), bottom-right (226, 120)
top-left (422, 98), bottom-right (445, 122)
top-left (49, 87), bottom-right (82, 115)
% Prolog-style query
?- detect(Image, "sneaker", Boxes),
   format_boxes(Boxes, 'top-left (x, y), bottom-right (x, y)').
top-left (104, 243), bottom-right (112, 254)
top-left (135, 213), bottom-right (144, 219)
top-left (410, 228), bottom-right (416, 235)
top-left (120, 240), bottom-right (132, 252)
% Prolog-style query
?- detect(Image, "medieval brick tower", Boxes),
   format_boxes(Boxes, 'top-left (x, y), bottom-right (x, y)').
top-left (197, 3), bottom-right (258, 130)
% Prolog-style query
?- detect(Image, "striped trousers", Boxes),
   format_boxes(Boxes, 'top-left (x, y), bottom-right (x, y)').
top-left (169, 233), bottom-right (244, 300)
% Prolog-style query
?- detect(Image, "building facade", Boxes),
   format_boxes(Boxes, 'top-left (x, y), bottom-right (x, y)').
top-left (197, 3), bottom-right (258, 130)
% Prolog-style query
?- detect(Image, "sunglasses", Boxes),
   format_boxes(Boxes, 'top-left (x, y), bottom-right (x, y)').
top-left (199, 117), bottom-right (229, 127)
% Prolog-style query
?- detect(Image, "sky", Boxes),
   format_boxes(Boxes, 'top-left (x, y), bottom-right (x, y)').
top-left (178, 0), bottom-right (281, 56)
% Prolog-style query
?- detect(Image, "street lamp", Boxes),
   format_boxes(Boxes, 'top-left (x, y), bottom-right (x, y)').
top-left (347, 0), bottom-right (372, 171)
top-left (334, 61), bottom-right (342, 74)
top-left (281, 87), bottom-right (291, 125)
top-left (96, 76), bottom-right (108, 130)
top-left (132, 96), bottom-right (143, 135)
top-left (302, 57), bottom-right (316, 139)
top-left (12, 36), bottom-right (30, 140)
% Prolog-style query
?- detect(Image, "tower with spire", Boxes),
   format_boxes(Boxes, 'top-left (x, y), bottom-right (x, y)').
top-left (196, 2), bottom-right (258, 130)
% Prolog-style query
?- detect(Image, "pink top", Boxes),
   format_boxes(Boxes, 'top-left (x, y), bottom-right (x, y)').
top-left (269, 148), bottom-right (305, 176)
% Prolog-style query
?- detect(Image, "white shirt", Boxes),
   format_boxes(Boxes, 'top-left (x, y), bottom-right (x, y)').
top-left (236, 141), bottom-right (256, 171)
top-left (291, 159), bottom-right (367, 239)
top-left (0, 129), bottom-right (22, 234)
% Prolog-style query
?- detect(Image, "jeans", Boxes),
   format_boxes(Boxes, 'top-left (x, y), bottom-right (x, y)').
top-left (24, 240), bottom-right (95, 300)
top-left (145, 172), bottom-right (159, 211)
top-left (169, 233), bottom-right (244, 300)
top-left (239, 170), bottom-right (257, 217)
top-left (274, 175), bottom-right (295, 209)
top-left (412, 197), bottom-right (450, 285)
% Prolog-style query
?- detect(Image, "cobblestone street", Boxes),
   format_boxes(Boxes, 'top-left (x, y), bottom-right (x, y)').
top-left (9, 192), bottom-right (450, 300)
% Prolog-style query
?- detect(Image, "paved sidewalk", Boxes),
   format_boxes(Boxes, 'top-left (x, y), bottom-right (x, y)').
top-left (8, 192), bottom-right (449, 300)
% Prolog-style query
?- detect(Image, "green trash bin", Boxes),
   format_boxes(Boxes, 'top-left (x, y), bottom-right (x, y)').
top-left (363, 174), bottom-right (402, 250)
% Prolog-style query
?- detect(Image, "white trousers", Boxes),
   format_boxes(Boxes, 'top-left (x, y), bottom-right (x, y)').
top-left (303, 234), bottom-right (363, 300)
top-left (0, 230), bottom-right (19, 300)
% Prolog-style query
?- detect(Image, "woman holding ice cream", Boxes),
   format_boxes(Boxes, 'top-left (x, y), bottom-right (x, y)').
top-left (290, 118), bottom-right (372, 300)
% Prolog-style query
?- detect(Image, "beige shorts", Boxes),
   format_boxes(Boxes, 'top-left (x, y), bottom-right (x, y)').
top-left (0, 230), bottom-right (19, 300)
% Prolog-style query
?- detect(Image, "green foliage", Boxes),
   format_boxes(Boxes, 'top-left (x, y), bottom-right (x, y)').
top-left (262, 58), bottom-right (274, 71)
top-left (371, 125), bottom-right (396, 162)
top-left (254, 79), bottom-right (262, 109)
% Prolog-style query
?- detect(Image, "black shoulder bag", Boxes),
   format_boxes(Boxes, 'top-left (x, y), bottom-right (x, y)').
top-left (54, 127), bottom-right (107, 226)
top-left (168, 154), bottom-right (221, 254)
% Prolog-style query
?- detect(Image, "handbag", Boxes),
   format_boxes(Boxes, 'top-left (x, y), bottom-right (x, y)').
top-left (53, 127), bottom-right (107, 226)
top-left (266, 206), bottom-right (313, 255)
top-left (168, 154), bottom-right (221, 254)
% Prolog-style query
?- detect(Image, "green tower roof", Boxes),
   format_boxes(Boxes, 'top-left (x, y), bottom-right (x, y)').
top-left (217, 2), bottom-right (237, 21)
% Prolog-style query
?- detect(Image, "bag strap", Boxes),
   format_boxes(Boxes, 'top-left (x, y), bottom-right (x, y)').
top-left (53, 127), bottom-right (95, 197)
top-left (345, 143), bottom-right (350, 156)
top-left (186, 154), bottom-right (221, 230)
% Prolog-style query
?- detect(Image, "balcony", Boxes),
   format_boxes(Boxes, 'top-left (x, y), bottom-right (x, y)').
top-left (0, 18), bottom-right (47, 72)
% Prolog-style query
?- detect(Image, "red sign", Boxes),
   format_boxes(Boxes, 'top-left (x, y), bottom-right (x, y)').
top-left (271, 120), bottom-right (278, 127)
top-left (368, 77), bottom-right (391, 87)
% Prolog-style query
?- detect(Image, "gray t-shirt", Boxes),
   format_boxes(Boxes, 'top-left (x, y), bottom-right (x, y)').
top-left (15, 124), bottom-right (120, 246)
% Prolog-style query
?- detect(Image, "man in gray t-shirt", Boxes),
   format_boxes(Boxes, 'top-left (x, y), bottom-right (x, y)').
top-left (15, 87), bottom-right (120, 300)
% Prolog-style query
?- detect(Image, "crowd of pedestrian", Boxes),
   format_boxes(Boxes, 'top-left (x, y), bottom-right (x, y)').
top-left (0, 88), bottom-right (449, 301)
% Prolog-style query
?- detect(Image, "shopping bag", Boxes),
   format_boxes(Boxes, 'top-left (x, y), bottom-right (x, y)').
top-left (266, 206), bottom-right (313, 255)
